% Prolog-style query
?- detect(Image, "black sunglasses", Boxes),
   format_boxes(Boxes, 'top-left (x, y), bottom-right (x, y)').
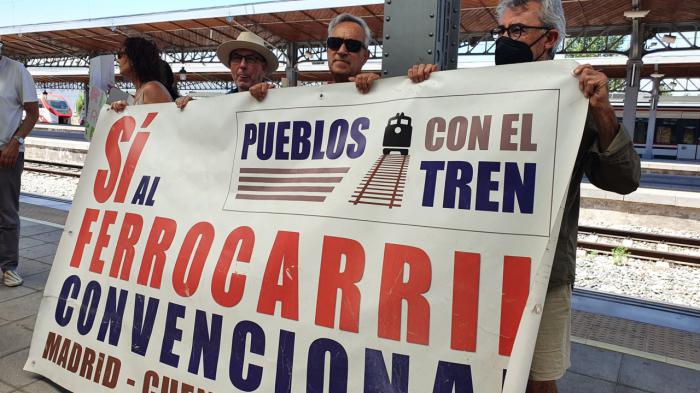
top-left (491, 23), bottom-right (552, 39)
top-left (326, 37), bottom-right (366, 52)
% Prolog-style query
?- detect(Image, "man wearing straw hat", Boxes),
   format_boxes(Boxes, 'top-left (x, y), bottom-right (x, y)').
top-left (175, 31), bottom-right (278, 108)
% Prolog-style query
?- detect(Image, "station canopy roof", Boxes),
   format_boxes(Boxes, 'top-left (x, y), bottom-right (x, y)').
top-left (2, 0), bottom-right (699, 80)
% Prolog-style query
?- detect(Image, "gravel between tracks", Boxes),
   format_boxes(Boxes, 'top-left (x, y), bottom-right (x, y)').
top-left (575, 255), bottom-right (700, 309)
top-left (576, 218), bottom-right (700, 309)
top-left (20, 173), bottom-right (700, 309)
top-left (21, 171), bottom-right (79, 199)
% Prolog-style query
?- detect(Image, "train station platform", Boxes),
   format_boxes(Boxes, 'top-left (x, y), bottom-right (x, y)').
top-left (641, 159), bottom-right (700, 176)
top-left (0, 199), bottom-right (697, 392)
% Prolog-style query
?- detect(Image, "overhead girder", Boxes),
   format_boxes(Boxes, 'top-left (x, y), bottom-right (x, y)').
top-left (645, 22), bottom-right (700, 54)
top-left (24, 56), bottom-right (90, 67)
top-left (35, 81), bottom-right (87, 90)
top-left (608, 77), bottom-right (700, 93)
top-left (162, 51), bottom-right (219, 64)
top-left (173, 80), bottom-right (234, 91)
top-left (23, 28), bottom-right (699, 68)
top-left (657, 78), bottom-right (700, 92)
top-left (36, 74), bottom-right (699, 94)
top-left (458, 23), bottom-right (700, 57)
top-left (176, 79), bottom-right (324, 91)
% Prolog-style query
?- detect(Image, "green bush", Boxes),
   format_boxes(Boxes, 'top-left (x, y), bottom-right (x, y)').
top-left (612, 246), bottom-right (629, 266)
top-left (76, 94), bottom-right (85, 114)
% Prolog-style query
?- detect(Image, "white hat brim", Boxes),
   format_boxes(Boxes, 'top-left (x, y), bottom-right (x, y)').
top-left (216, 40), bottom-right (279, 75)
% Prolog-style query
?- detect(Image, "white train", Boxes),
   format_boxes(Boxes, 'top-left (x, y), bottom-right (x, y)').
top-left (614, 97), bottom-right (700, 160)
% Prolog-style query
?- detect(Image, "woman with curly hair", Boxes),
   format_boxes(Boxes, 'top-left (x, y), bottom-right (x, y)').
top-left (111, 37), bottom-right (172, 111)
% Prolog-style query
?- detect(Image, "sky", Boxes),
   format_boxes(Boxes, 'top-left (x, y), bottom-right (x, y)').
top-left (0, 0), bottom-right (271, 27)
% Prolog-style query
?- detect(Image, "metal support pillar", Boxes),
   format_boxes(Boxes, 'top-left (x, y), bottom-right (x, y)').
top-left (622, 2), bottom-right (645, 139)
top-left (382, 0), bottom-right (460, 77)
top-left (622, 57), bottom-right (642, 137)
top-left (285, 42), bottom-right (298, 87)
top-left (644, 75), bottom-right (662, 159)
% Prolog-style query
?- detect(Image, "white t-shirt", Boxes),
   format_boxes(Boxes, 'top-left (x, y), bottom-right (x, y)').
top-left (0, 56), bottom-right (38, 152)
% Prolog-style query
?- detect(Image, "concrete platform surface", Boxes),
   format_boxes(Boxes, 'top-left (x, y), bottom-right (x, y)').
top-left (641, 159), bottom-right (700, 175)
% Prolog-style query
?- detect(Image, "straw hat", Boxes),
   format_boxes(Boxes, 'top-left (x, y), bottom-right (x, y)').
top-left (216, 31), bottom-right (278, 75)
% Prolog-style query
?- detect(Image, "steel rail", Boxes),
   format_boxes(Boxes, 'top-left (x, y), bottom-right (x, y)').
top-left (577, 240), bottom-right (699, 266)
top-left (579, 225), bottom-right (700, 248)
top-left (23, 159), bottom-right (82, 178)
top-left (578, 225), bottom-right (700, 266)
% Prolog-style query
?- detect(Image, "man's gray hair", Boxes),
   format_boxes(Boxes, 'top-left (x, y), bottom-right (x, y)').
top-left (496, 0), bottom-right (566, 57)
top-left (328, 13), bottom-right (372, 48)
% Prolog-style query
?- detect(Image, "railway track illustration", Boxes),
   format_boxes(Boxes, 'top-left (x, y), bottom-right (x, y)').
top-left (349, 113), bottom-right (412, 209)
top-left (349, 154), bottom-right (410, 208)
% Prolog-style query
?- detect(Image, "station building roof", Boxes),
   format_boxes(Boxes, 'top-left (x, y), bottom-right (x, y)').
top-left (3, 0), bottom-right (700, 85)
top-left (1, 0), bottom-right (699, 59)
top-left (28, 56), bottom-right (700, 87)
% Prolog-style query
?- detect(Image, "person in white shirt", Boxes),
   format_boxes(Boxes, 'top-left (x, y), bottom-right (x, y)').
top-left (0, 41), bottom-right (39, 287)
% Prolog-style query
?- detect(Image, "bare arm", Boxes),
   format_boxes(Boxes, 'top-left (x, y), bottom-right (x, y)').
top-left (573, 64), bottom-right (617, 151)
top-left (16, 101), bottom-right (39, 139)
top-left (0, 101), bottom-right (38, 168)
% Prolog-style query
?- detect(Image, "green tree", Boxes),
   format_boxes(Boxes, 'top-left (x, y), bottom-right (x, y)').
top-left (607, 79), bottom-right (626, 92)
top-left (564, 35), bottom-right (626, 58)
top-left (564, 35), bottom-right (627, 92)
top-left (75, 94), bottom-right (86, 114)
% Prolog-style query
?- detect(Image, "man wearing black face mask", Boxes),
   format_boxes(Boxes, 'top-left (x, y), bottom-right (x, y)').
top-left (493, 22), bottom-right (552, 65)
top-left (495, 2), bottom-right (639, 393)
top-left (411, 1), bottom-right (640, 392)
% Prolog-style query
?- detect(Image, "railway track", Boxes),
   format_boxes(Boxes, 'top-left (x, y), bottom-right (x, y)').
top-left (23, 159), bottom-right (82, 178)
top-left (578, 225), bottom-right (700, 266)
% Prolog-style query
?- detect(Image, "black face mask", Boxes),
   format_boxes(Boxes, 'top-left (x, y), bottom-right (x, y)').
top-left (495, 33), bottom-right (549, 65)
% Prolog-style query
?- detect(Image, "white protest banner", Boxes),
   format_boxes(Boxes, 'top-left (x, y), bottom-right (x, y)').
top-left (26, 60), bottom-right (588, 393)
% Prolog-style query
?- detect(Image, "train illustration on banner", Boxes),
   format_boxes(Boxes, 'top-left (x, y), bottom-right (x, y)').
top-left (382, 112), bottom-right (413, 155)
top-left (350, 113), bottom-right (414, 208)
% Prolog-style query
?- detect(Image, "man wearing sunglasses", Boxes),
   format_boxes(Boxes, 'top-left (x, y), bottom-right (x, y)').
top-left (325, 13), bottom-right (378, 93)
top-left (176, 31), bottom-right (278, 109)
top-left (249, 13), bottom-right (378, 100)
